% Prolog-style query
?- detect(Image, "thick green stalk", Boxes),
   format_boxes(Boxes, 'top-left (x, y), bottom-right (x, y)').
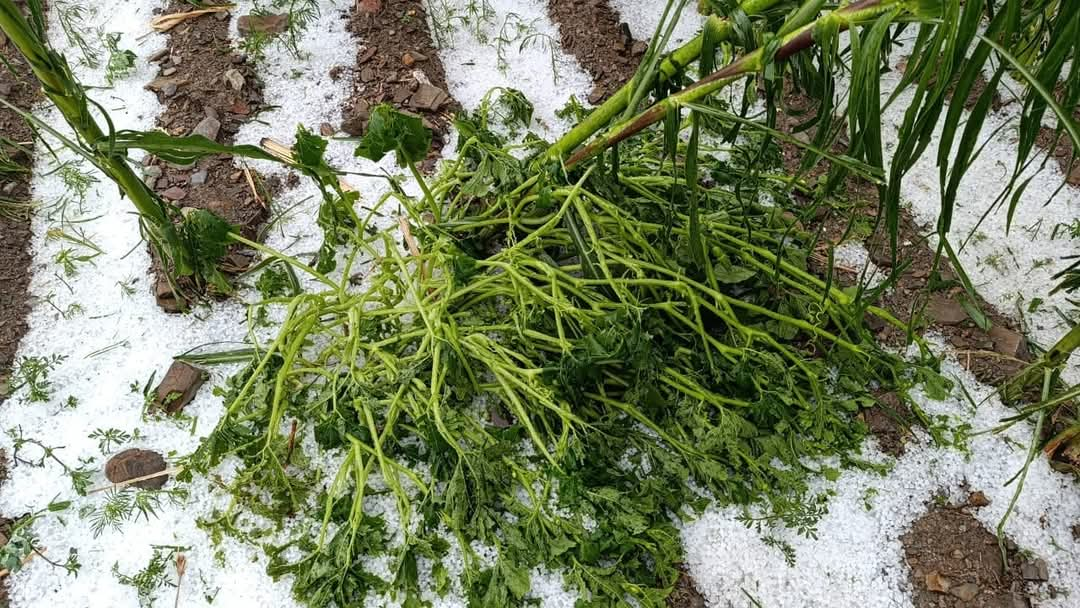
top-left (565, 0), bottom-right (904, 168)
top-left (545, 0), bottom-right (786, 162)
top-left (0, 0), bottom-right (190, 274)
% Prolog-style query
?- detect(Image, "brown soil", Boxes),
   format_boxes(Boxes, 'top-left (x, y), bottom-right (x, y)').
top-left (0, 10), bottom-right (40, 606)
top-left (0, 21), bottom-right (39, 404)
top-left (901, 496), bottom-right (1038, 608)
top-left (667, 567), bottom-right (706, 608)
top-left (146, 3), bottom-right (274, 311)
top-left (547, 0), bottom-right (646, 105)
top-left (343, 0), bottom-right (458, 157)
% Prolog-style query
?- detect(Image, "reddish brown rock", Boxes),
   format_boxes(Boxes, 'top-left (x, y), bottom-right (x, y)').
top-left (152, 361), bottom-right (206, 414)
top-left (105, 448), bottom-right (168, 490)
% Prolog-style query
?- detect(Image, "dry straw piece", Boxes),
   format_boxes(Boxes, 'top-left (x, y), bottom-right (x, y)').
top-left (150, 5), bottom-right (235, 33)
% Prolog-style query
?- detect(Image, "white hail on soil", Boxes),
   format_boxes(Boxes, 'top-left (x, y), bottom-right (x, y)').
top-left (3, 0), bottom-right (1079, 607)
top-left (426, 0), bottom-right (594, 140)
top-left (0, 1), bottom-right (306, 607)
top-left (610, 0), bottom-right (706, 50)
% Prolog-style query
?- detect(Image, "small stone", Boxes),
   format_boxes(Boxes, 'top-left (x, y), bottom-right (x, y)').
top-left (143, 165), bottom-right (163, 179)
top-left (989, 325), bottom-right (1026, 358)
top-left (358, 46), bottom-right (377, 64)
top-left (1020, 559), bottom-right (1049, 582)
top-left (161, 186), bottom-right (187, 201)
top-left (967, 491), bottom-right (991, 508)
top-left (1, 181), bottom-right (17, 195)
top-left (162, 67), bottom-right (177, 76)
top-left (392, 85), bottom-right (412, 104)
top-left (149, 48), bottom-right (169, 63)
top-left (319, 122), bottom-right (336, 137)
top-left (631, 40), bottom-right (648, 56)
top-left (402, 51), bottom-right (427, 66)
top-left (146, 77), bottom-right (179, 93)
top-left (588, 85), bottom-right (606, 106)
top-left (1011, 594), bottom-right (1031, 608)
top-left (342, 100), bottom-right (371, 135)
top-left (926, 294), bottom-right (968, 325)
top-left (949, 582), bottom-right (980, 602)
top-left (409, 83), bottom-right (449, 112)
top-left (0, 82), bottom-right (11, 97)
top-left (223, 69), bottom-right (245, 91)
top-left (925, 572), bottom-right (951, 593)
top-left (215, 9), bottom-right (230, 21)
top-left (237, 13), bottom-right (290, 37)
top-left (162, 82), bottom-right (178, 97)
top-left (231, 54), bottom-right (246, 65)
top-left (190, 169), bottom-right (209, 186)
top-left (155, 276), bottom-right (181, 313)
top-left (951, 549), bottom-right (964, 559)
top-left (152, 361), bottom-right (207, 414)
top-left (170, 54), bottom-right (183, 66)
top-left (105, 448), bottom-right (168, 490)
top-left (360, 67), bottom-right (376, 82)
top-left (191, 116), bottom-right (222, 142)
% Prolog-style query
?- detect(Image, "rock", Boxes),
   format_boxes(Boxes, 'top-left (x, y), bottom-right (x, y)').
top-left (319, 122), bottom-right (336, 137)
top-left (1011, 594), bottom-right (1031, 608)
top-left (146, 77), bottom-right (180, 93)
top-left (155, 276), bottom-right (181, 313)
top-left (237, 13), bottom-right (290, 37)
top-left (925, 572), bottom-right (952, 593)
top-left (358, 0), bottom-right (382, 13)
top-left (105, 448), bottom-right (168, 490)
top-left (949, 582), bottom-right (980, 602)
top-left (0, 82), bottom-right (12, 97)
top-left (631, 40), bottom-right (648, 56)
top-left (360, 67), bottom-right (376, 82)
top-left (1069, 163), bottom-right (1080, 187)
top-left (358, 46), bottom-right (377, 64)
top-left (392, 85), bottom-right (413, 104)
top-left (342, 100), bottom-right (371, 135)
top-left (152, 361), bottom-right (206, 415)
top-left (409, 83), bottom-right (449, 112)
top-left (162, 82), bottom-right (178, 97)
top-left (1020, 559), bottom-right (1049, 582)
top-left (926, 294), bottom-right (968, 325)
top-left (402, 51), bottom-right (427, 66)
top-left (967, 491), bottom-right (991, 508)
top-left (143, 165), bottom-right (163, 179)
top-left (191, 116), bottom-right (222, 142)
top-left (1, 181), bottom-right (17, 195)
top-left (149, 48), bottom-right (169, 63)
top-left (223, 69), bottom-right (245, 91)
top-left (588, 85), bottom-right (606, 106)
top-left (162, 67), bottom-right (177, 77)
top-left (161, 186), bottom-right (187, 201)
top-left (190, 169), bottom-right (209, 186)
top-left (989, 326), bottom-right (1026, 358)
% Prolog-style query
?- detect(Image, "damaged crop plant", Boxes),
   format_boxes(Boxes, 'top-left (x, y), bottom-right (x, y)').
top-left (3, 0), bottom-right (1078, 606)
top-left (186, 1), bottom-right (1078, 606)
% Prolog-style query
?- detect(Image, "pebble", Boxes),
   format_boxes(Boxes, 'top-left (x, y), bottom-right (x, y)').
top-left (161, 186), bottom-right (187, 201)
top-left (162, 82), bottom-right (178, 97)
top-left (191, 116), bottom-right (222, 142)
top-left (104, 449), bottom-right (168, 490)
top-left (190, 169), bottom-right (209, 186)
top-left (224, 69), bottom-right (245, 91)
top-left (1020, 559), bottom-right (1049, 582)
top-left (162, 67), bottom-right (177, 77)
top-left (319, 123), bottom-right (336, 137)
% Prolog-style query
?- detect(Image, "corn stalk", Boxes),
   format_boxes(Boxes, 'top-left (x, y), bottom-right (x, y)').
top-left (0, 0), bottom-right (207, 301)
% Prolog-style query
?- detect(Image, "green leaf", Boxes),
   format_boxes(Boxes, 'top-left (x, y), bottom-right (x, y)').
top-left (354, 104), bottom-right (432, 167)
top-left (101, 130), bottom-right (280, 166)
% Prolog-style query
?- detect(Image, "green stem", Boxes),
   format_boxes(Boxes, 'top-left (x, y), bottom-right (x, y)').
top-left (1001, 323), bottom-right (1080, 402)
top-left (0, 0), bottom-right (190, 275)
top-left (545, 0), bottom-right (786, 162)
top-left (565, 0), bottom-right (903, 168)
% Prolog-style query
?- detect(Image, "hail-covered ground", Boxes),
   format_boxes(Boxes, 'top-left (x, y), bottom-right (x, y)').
top-left (0, 1), bottom-right (1077, 607)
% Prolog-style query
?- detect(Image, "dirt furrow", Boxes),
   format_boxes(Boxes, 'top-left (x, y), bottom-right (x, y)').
top-left (0, 5), bottom-right (44, 604)
top-left (145, 3), bottom-right (276, 312)
top-left (343, 0), bottom-right (458, 160)
top-left (547, 0), bottom-right (646, 105)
